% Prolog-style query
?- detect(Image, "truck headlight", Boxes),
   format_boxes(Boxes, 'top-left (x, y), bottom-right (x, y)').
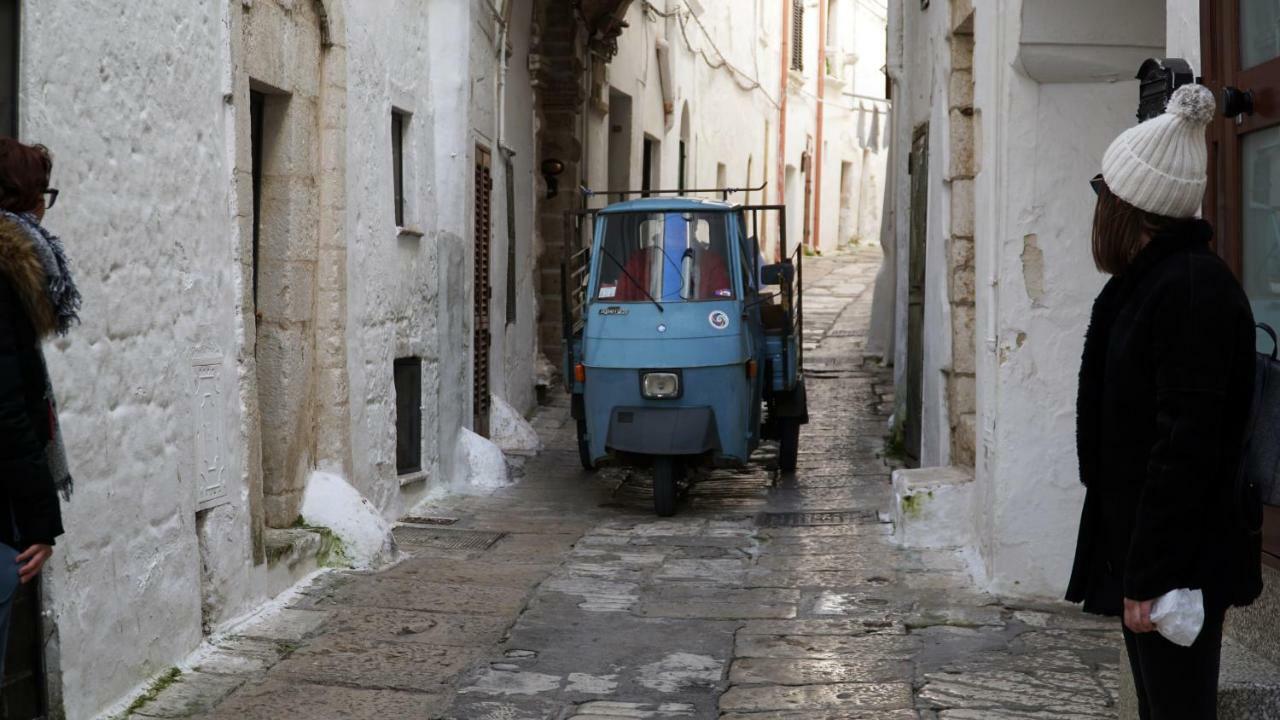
top-left (642, 372), bottom-right (680, 399)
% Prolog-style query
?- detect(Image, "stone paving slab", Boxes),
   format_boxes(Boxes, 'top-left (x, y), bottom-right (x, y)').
top-left (269, 632), bottom-right (480, 691)
top-left (209, 678), bottom-right (447, 719)
top-left (317, 605), bottom-right (512, 647)
top-left (310, 577), bottom-right (532, 615)
top-left (719, 681), bottom-right (915, 713)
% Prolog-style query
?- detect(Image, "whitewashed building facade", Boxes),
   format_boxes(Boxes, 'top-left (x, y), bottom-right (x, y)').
top-left (877, 0), bottom-right (1280, 710)
top-left (573, 0), bottom-right (888, 261)
top-left (0, 0), bottom-right (554, 716)
top-left (1, 0), bottom-right (889, 716)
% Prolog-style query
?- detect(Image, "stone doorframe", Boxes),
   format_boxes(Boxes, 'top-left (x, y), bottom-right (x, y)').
top-left (231, 0), bottom-right (350, 556)
top-left (945, 0), bottom-right (977, 467)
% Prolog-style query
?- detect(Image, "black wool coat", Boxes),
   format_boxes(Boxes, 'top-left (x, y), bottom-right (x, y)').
top-left (0, 214), bottom-right (65, 549)
top-left (1067, 219), bottom-right (1263, 617)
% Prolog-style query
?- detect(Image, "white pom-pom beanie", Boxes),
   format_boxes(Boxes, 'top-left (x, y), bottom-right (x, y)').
top-left (1100, 84), bottom-right (1216, 219)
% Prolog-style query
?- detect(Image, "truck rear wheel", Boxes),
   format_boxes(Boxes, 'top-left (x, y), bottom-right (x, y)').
top-left (576, 418), bottom-right (595, 472)
top-left (653, 457), bottom-right (681, 517)
top-left (778, 418), bottom-right (800, 472)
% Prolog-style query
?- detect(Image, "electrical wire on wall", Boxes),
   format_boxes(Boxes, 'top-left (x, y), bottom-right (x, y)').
top-left (641, 0), bottom-right (780, 108)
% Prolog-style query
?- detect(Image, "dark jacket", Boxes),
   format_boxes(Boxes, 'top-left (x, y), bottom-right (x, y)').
top-left (0, 214), bottom-right (65, 549)
top-left (1067, 219), bottom-right (1263, 617)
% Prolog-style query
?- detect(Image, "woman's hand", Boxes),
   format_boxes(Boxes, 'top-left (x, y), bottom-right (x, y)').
top-left (1124, 597), bottom-right (1156, 633)
top-left (16, 544), bottom-right (53, 584)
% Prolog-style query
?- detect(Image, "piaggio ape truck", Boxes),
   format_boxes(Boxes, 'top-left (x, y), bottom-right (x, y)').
top-left (561, 186), bottom-right (807, 516)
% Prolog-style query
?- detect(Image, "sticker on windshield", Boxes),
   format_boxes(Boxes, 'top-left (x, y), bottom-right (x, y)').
top-left (715, 288), bottom-right (732, 298)
top-left (599, 284), bottom-right (617, 299)
top-left (708, 310), bottom-right (730, 330)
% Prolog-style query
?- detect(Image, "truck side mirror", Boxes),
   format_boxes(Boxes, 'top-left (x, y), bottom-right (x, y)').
top-left (761, 261), bottom-right (794, 286)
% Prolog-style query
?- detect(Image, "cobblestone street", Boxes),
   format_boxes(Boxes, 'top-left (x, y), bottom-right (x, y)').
top-left (128, 251), bottom-right (1123, 719)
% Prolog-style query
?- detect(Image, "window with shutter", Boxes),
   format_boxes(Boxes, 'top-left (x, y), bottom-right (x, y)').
top-left (1, 0), bottom-right (17, 137)
top-left (791, 0), bottom-right (805, 72)
top-left (504, 151), bottom-right (517, 326)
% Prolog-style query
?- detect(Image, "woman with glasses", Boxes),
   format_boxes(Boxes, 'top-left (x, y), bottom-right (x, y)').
top-left (0, 137), bottom-right (77, 677)
top-left (1067, 84), bottom-right (1263, 719)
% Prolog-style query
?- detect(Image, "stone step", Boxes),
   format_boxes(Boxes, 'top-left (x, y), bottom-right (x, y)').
top-left (263, 527), bottom-right (338, 592)
top-left (1119, 632), bottom-right (1280, 719)
top-left (1225, 564), bottom-right (1280, 667)
top-left (1218, 638), bottom-right (1280, 719)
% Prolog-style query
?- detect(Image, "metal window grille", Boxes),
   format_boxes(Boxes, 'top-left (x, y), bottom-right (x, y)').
top-left (473, 147), bottom-right (493, 437)
top-left (394, 357), bottom-right (422, 474)
top-left (790, 0), bottom-right (805, 72)
top-left (1, 0), bottom-right (18, 137)
top-left (392, 111), bottom-right (406, 227)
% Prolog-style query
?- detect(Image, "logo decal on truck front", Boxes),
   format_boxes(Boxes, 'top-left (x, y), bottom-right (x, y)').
top-left (708, 311), bottom-right (730, 330)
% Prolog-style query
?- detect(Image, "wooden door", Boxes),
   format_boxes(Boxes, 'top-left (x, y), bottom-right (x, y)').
top-left (905, 125), bottom-right (929, 464)
top-left (1202, 0), bottom-right (1280, 568)
top-left (474, 146), bottom-right (493, 438)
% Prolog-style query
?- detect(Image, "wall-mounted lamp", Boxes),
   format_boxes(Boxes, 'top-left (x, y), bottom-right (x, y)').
top-left (542, 158), bottom-right (566, 199)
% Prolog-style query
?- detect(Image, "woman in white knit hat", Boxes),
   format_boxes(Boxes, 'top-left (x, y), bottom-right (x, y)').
top-left (1067, 84), bottom-right (1263, 719)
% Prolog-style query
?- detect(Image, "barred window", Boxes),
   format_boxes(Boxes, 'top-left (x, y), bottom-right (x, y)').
top-left (790, 0), bottom-right (805, 72)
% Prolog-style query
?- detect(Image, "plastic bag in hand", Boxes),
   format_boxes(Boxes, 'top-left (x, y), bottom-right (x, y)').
top-left (1149, 588), bottom-right (1204, 648)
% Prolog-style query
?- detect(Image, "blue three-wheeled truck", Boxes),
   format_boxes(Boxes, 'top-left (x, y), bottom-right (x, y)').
top-left (562, 186), bottom-right (807, 516)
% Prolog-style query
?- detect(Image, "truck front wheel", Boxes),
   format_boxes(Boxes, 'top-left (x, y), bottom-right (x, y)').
top-left (653, 457), bottom-right (682, 517)
top-left (778, 418), bottom-right (801, 472)
top-left (576, 418), bottom-right (595, 472)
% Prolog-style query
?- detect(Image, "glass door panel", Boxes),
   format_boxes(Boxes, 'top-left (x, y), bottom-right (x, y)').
top-left (1241, 127), bottom-right (1280, 344)
top-left (1241, 0), bottom-right (1280, 69)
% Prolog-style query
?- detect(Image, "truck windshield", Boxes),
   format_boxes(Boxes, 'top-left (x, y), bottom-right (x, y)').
top-left (596, 212), bottom-right (735, 302)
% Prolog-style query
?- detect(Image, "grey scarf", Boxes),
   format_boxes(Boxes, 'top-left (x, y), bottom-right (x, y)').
top-left (1, 210), bottom-right (80, 500)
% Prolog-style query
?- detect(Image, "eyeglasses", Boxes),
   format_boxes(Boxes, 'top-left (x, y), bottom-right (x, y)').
top-left (41, 189), bottom-right (59, 209)
top-left (1090, 174), bottom-right (1104, 196)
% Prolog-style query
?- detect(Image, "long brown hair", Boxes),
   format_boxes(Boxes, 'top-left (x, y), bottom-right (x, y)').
top-left (0, 138), bottom-right (52, 214)
top-left (1091, 179), bottom-right (1186, 275)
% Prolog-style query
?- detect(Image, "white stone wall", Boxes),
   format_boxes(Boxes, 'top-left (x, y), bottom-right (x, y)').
top-left (18, 3), bottom-right (249, 717)
top-left (343, 0), bottom-right (442, 515)
top-left (11, 1), bottom-right (544, 716)
top-left (887, 0), bottom-right (1176, 599)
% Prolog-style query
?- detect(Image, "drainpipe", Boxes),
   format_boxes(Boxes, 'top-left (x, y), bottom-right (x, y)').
top-left (495, 0), bottom-right (512, 149)
top-left (812, 0), bottom-right (828, 253)
top-left (776, 0), bottom-right (791, 261)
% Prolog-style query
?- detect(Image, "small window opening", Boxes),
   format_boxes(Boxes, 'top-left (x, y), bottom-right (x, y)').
top-left (394, 357), bottom-right (423, 475)
top-left (392, 110), bottom-right (408, 227)
top-left (642, 138), bottom-right (655, 197)
top-left (250, 90), bottom-right (266, 310)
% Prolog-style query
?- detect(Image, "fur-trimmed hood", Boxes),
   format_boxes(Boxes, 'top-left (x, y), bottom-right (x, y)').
top-left (0, 213), bottom-right (59, 338)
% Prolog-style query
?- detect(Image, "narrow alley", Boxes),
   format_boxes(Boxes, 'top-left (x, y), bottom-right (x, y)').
top-left (121, 250), bottom-right (1121, 720)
